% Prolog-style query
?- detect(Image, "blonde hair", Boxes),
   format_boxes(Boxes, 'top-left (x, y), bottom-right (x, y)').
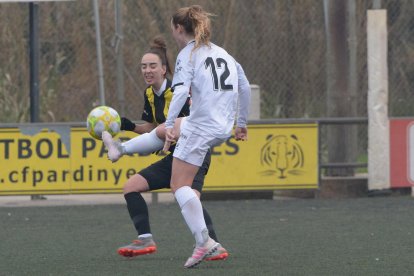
top-left (171, 5), bottom-right (214, 50)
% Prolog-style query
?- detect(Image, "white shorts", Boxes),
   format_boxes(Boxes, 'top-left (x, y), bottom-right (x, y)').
top-left (173, 120), bottom-right (226, 166)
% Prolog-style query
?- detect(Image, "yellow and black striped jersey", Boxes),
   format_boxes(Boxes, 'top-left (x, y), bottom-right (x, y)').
top-left (141, 79), bottom-right (190, 125)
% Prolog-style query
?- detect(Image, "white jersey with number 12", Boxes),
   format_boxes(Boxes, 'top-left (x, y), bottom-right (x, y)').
top-left (169, 41), bottom-right (240, 138)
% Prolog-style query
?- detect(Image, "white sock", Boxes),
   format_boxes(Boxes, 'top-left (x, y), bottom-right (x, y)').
top-left (122, 128), bottom-right (164, 155)
top-left (174, 186), bottom-right (209, 247)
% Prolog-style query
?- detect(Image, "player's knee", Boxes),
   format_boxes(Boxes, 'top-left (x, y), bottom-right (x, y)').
top-left (123, 174), bottom-right (149, 194)
top-left (171, 183), bottom-right (191, 194)
top-left (155, 124), bottom-right (166, 139)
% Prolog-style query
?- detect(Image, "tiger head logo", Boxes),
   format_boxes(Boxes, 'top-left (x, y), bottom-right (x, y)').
top-left (260, 134), bottom-right (305, 178)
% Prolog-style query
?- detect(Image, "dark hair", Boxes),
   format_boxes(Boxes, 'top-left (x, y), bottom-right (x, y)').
top-left (171, 5), bottom-right (214, 50)
top-left (145, 36), bottom-right (172, 76)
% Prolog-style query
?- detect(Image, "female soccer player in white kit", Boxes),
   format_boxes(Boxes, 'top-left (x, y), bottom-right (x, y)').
top-left (103, 4), bottom-right (250, 268)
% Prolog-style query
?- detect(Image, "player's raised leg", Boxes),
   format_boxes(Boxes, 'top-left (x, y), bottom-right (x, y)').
top-left (102, 127), bottom-right (164, 162)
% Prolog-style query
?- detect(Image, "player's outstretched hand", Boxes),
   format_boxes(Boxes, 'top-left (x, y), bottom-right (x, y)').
top-left (235, 127), bottom-right (248, 141)
top-left (163, 127), bottom-right (175, 153)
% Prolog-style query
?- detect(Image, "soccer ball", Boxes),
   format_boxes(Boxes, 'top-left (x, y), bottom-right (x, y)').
top-left (86, 106), bottom-right (121, 140)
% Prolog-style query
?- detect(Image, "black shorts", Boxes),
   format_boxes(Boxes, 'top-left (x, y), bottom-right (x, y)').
top-left (138, 150), bottom-right (211, 193)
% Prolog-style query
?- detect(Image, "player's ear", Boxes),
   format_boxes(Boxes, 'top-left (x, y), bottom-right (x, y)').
top-left (177, 24), bottom-right (185, 33)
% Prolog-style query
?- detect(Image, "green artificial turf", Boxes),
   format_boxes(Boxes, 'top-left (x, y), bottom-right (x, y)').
top-left (2, 196), bottom-right (414, 275)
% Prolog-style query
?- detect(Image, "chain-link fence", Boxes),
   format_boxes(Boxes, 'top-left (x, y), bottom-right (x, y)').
top-left (0, 0), bottom-right (413, 175)
top-left (387, 1), bottom-right (414, 117)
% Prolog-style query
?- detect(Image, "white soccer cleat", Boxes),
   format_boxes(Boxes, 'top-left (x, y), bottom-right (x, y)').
top-left (102, 131), bottom-right (123, 162)
top-left (184, 237), bottom-right (219, 268)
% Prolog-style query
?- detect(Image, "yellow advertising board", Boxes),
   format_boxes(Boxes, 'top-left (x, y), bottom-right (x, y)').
top-left (0, 123), bottom-right (318, 195)
top-left (208, 124), bottom-right (319, 190)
